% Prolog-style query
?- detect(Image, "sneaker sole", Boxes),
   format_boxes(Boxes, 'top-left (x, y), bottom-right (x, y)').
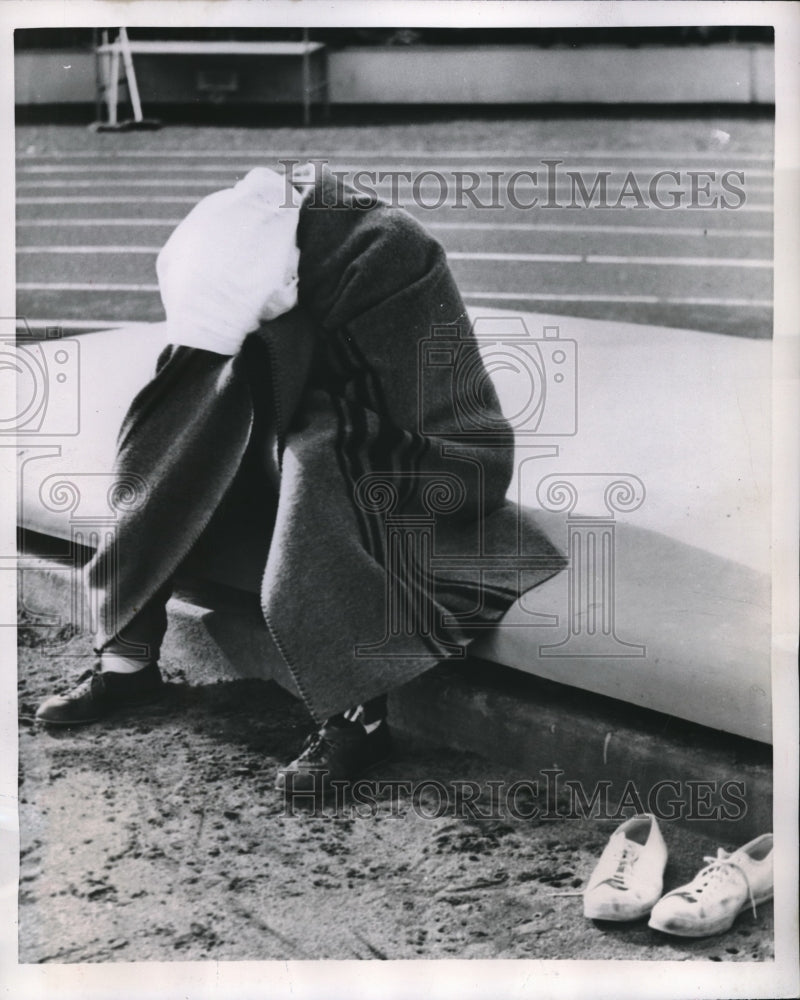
top-left (583, 897), bottom-right (659, 922)
top-left (647, 891), bottom-right (774, 937)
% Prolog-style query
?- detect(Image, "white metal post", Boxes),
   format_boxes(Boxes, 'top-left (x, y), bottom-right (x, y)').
top-left (107, 45), bottom-right (120, 126)
top-left (118, 28), bottom-right (144, 122)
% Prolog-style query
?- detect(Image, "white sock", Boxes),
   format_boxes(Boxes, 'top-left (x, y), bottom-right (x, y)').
top-left (100, 653), bottom-right (149, 675)
top-left (342, 704), bottom-right (384, 733)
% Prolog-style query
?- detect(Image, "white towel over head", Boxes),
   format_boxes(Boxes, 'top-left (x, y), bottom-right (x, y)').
top-left (156, 166), bottom-right (301, 355)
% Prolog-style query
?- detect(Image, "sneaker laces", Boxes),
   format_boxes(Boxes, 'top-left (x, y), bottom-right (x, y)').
top-left (69, 666), bottom-right (103, 693)
top-left (605, 842), bottom-right (638, 890)
top-left (677, 848), bottom-right (758, 918)
top-left (298, 728), bottom-right (340, 763)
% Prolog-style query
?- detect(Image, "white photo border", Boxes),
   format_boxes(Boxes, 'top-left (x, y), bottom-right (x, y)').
top-left (1, 2), bottom-right (797, 998)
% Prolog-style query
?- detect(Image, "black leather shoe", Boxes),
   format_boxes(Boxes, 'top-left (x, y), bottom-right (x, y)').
top-left (276, 720), bottom-right (392, 796)
top-left (35, 662), bottom-right (163, 725)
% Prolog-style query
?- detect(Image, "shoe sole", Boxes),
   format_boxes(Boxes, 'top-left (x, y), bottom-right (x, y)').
top-left (276, 749), bottom-right (393, 798)
top-left (583, 898), bottom-right (660, 922)
top-left (35, 688), bottom-right (164, 727)
top-left (647, 891), bottom-right (774, 937)
top-left (36, 713), bottom-right (104, 726)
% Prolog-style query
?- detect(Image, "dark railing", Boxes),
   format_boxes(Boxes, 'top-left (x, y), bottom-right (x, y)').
top-left (14, 25), bottom-right (775, 51)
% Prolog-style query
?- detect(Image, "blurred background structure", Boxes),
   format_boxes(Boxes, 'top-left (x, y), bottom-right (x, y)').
top-left (15, 26), bottom-right (775, 114)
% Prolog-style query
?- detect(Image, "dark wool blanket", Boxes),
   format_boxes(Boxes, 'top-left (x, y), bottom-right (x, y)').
top-left (87, 167), bottom-right (566, 722)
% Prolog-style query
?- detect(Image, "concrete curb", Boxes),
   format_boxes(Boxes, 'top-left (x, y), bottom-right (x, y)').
top-left (389, 661), bottom-right (771, 844)
top-left (18, 553), bottom-right (771, 842)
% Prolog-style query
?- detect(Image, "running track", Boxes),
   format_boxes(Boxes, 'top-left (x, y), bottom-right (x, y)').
top-left (15, 126), bottom-right (774, 340)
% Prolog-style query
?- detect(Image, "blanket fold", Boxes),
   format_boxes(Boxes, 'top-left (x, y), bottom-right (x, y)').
top-left (87, 166), bottom-right (566, 722)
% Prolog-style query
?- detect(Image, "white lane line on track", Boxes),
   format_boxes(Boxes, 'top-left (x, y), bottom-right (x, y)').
top-left (17, 246), bottom-right (774, 269)
top-left (463, 293), bottom-right (773, 307)
top-left (18, 196), bottom-right (201, 204)
top-left (15, 319), bottom-right (156, 331)
top-left (16, 163), bottom-right (775, 180)
top-left (17, 179), bottom-right (248, 188)
top-left (15, 148), bottom-right (776, 161)
top-left (15, 177), bottom-right (776, 193)
top-left (437, 222), bottom-right (773, 238)
top-left (16, 196), bottom-right (775, 213)
top-left (16, 218), bottom-right (184, 226)
top-left (14, 291), bottom-right (773, 309)
top-left (18, 282), bottom-right (160, 292)
top-left (18, 246), bottom-right (160, 254)
top-left (13, 217), bottom-right (775, 239)
top-left (13, 218), bottom-right (775, 239)
top-left (448, 252), bottom-right (773, 268)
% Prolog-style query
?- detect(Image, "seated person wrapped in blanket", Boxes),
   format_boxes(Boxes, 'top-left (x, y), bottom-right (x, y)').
top-left (36, 163), bottom-right (567, 793)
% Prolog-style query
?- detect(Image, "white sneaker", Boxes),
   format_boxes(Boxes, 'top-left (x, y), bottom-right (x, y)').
top-left (648, 832), bottom-right (773, 938)
top-left (583, 814), bottom-right (668, 921)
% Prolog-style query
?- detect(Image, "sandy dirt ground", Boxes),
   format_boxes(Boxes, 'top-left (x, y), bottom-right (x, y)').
top-left (16, 626), bottom-right (774, 964)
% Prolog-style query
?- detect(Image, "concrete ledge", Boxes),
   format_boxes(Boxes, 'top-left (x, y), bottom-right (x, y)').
top-left (15, 312), bottom-right (772, 743)
top-left (18, 551), bottom-right (771, 842)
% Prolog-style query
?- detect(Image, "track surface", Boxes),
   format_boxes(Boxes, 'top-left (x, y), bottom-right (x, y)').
top-left (15, 116), bottom-right (773, 340)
